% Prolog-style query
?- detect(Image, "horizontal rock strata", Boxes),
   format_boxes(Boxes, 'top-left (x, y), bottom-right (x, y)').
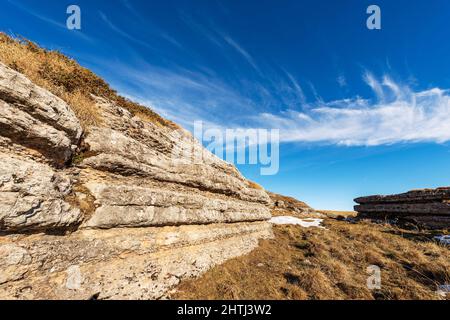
top-left (0, 222), bottom-right (272, 299)
top-left (82, 182), bottom-right (270, 229)
top-left (0, 152), bottom-right (82, 232)
top-left (0, 62), bottom-right (273, 299)
top-left (354, 188), bottom-right (450, 229)
top-left (0, 63), bottom-right (82, 166)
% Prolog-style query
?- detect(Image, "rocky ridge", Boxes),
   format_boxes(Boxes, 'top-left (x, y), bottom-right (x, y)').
top-left (354, 188), bottom-right (450, 230)
top-left (268, 192), bottom-right (317, 217)
top-left (0, 62), bottom-right (273, 299)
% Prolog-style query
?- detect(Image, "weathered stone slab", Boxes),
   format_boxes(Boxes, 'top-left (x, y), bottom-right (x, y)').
top-left (268, 192), bottom-right (317, 215)
top-left (0, 244), bottom-right (32, 285)
top-left (0, 153), bottom-right (82, 232)
top-left (0, 63), bottom-right (82, 165)
top-left (82, 126), bottom-right (269, 204)
top-left (0, 52), bottom-right (275, 300)
top-left (403, 215), bottom-right (450, 230)
top-left (81, 96), bottom-right (270, 205)
top-left (82, 183), bottom-right (270, 229)
top-left (354, 187), bottom-right (450, 229)
top-left (355, 188), bottom-right (450, 204)
top-left (0, 222), bottom-right (273, 299)
top-left (355, 202), bottom-right (450, 216)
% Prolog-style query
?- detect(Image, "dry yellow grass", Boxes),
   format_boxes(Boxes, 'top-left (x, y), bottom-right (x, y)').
top-left (0, 33), bottom-right (177, 129)
top-left (173, 219), bottom-right (450, 300)
top-left (317, 210), bottom-right (358, 218)
top-left (248, 180), bottom-right (264, 190)
top-left (268, 192), bottom-right (311, 209)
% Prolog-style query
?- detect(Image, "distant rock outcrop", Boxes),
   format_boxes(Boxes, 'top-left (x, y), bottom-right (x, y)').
top-left (354, 188), bottom-right (450, 230)
top-left (268, 192), bottom-right (317, 216)
top-left (0, 62), bottom-right (273, 299)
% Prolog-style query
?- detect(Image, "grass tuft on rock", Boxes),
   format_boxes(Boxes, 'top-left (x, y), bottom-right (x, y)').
top-left (173, 219), bottom-right (450, 300)
top-left (0, 32), bottom-right (177, 129)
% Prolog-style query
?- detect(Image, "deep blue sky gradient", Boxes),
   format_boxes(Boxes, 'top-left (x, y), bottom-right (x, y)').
top-left (2, 0), bottom-right (450, 209)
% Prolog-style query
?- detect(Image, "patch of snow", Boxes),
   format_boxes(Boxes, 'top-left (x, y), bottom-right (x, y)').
top-left (437, 285), bottom-right (450, 298)
top-left (433, 235), bottom-right (450, 245)
top-left (270, 216), bottom-right (325, 229)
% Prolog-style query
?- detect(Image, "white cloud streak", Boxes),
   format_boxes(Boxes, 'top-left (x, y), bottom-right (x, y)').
top-left (7, 0), bottom-right (65, 28)
top-left (253, 75), bottom-right (450, 146)
top-left (7, 0), bottom-right (93, 42)
top-left (99, 11), bottom-right (153, 49)
top-left (81, 14), bottom-right (450, 149)
top-left (109, 54), bottom-right (450, 148)
top-left (222, 35), bottom-right (260, 73)
top-left (283, 70), bottom-right (307, 105)
top-left (337, 75), bottom-right (347, 88)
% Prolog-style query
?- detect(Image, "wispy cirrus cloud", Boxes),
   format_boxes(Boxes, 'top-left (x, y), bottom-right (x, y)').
top-left (177, 12), bottom-right (262, 73)
top-left (337, 75), bottom-right (347, 88)
top-left (105, 38), bottom-right (450, 148)
top-left (253, 74), bottom-right (450, 146)
top-left (120, 0), bottom-right (141, 19)
top-left (86, 7), bottom-right (450, 148)
top-left (282, 69), bottom-right (307, 105)
top-left (99, 11), bottom-right (154, 49)
top-left (221, 35), bottom-right (260, 73)
top-left (118, 1), bottom-right (183, 49)
top-left (7, 0), bottom-right (65, 28)
top-left (99, 57), bottom-right (257, 128)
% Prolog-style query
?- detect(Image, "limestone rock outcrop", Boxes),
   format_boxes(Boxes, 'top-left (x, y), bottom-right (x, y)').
top-left (354, 188), bottom-right (450, 229)
top-left (268, 192), bottom-right (317, 216)
top-left (0, 62), bottom-right (272, 299)
top-left (0, 63), bottom-right (82, 166)
top-left (0, 153), bottom-right (82, 232)
top-left (0, 222), bottom-right (271, 299)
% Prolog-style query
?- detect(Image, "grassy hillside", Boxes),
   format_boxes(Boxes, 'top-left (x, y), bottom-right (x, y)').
top-left (173, 218), bottom-right (449, 300)
top-left (0, 33), bottom-right (176, 129)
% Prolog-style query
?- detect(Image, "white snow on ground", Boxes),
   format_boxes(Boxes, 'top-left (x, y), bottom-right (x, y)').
top-left (437, 285), bottom-right (450, 298)
top-left (269, 216), bottom-right (325, 229)
top-left (433, 235), bottom-right (450, 245)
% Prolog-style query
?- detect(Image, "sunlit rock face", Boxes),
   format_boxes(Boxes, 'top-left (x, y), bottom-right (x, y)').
top-left (354, 188), bottom-right (450, 229)
top-left (0, 63), bottom-right (272, 300)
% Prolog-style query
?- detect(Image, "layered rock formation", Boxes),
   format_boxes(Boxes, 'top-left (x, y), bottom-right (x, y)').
top-left (0, 62), bottom-right (273, 299)
top-left (354, 188), bottom-right (450, 230)
top-left (268, 192), bottom-right (317, 216)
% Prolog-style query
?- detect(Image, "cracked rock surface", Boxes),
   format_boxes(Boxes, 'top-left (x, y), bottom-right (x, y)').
top-left (354, 188), bottom-right (450, 229)
top-left (0, 63), bottom-right (273, 299)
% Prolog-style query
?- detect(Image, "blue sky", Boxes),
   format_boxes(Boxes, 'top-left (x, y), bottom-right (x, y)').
top-left (2, 0), bottom-right (450, 210)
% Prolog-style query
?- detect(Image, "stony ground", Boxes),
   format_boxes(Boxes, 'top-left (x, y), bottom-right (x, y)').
top-left (172, 217), bottom-right (450, 300)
